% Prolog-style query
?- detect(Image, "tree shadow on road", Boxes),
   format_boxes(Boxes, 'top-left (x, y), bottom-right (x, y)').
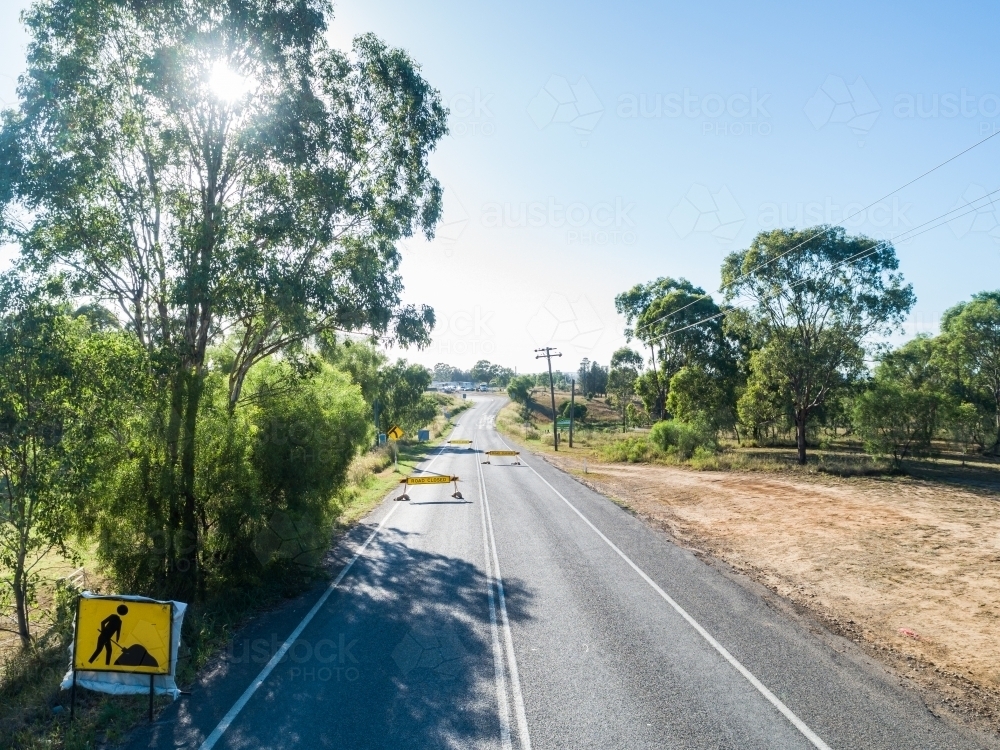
top-left (136, 524), bottom-right (536, 750)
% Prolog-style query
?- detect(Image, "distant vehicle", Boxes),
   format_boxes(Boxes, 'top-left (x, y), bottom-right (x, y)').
top-left (477, 385), bottom-right (489, 392)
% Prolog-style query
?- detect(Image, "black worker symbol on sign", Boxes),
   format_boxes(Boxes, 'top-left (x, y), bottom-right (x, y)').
top-left (87, 604), bottom-right (160, 668)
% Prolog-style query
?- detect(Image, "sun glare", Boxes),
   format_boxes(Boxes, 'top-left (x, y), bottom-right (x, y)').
top-left (208, 61), bottom-right (252, 103)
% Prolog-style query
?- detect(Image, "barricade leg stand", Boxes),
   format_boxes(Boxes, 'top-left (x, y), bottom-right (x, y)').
top-left (483, 450), bottom-right (520, 466)
top-left (149, 674), bottom-right (154, 722)
top-left (452, 479), bottom-right (463, 499)
top-left (70, 669), bottom-right (77, 721)
top-left (395, 478), bottom-right (410, 501)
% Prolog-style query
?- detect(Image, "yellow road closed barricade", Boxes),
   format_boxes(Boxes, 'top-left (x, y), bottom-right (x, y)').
top-left (396, 474), bottom-right (462, 501)
top-left (448, 439), bottom-right (472, 446)
top-left (482, 450), bottom-right (520, 465)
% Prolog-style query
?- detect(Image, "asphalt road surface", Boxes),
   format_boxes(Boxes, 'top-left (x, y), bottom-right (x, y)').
top-left (128, 396), bottom-right (996, 749)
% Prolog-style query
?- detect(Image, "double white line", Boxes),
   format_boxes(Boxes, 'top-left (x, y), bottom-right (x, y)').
top-left (476, 406), bottom-right (532, 750)
top-left (198, 439), bottom-right (454, 750)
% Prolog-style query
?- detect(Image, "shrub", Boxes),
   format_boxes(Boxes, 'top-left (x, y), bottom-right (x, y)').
top-left (649, 420), bottom-right (716, 459)
top-left (599, 436), bottom-right (654, 463)
top-left (558, 401), bottom-right (587, 420)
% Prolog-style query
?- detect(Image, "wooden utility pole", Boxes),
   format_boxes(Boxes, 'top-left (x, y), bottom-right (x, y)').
top-left (535, 347), bottom-right (562, 450)
top-left (569, 379), bottom-right (575, 448)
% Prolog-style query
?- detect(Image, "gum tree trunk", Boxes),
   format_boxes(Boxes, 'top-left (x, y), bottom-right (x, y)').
top-left (796, 410), bottom-right (808, 465)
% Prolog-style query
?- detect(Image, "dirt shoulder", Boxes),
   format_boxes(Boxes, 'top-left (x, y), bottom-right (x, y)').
top-left (537, 451), bottom-right (1000, 735)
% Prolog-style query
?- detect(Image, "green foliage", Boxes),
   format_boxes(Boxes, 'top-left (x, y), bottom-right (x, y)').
top-left (0, 279), bottom-right (145, 645)
top-left (94, 360), bottom-right (369, 595)
top-left (577, 358), bottom-right (608, 396)
top-left (853, 379), bottom-right (942, 468)
top-left (666, 365), bottom-right (734, 432)
top-left (723, 226), bottom-right (914, 464)
top-left (615, 277), bottom-right (735, 421)
top-left (939, 292), bottom-right (1000, 453)
top-left (649, 420), bottom-right (717, 460)
top-left (599, 436), bottom-right (655, 463)
top-left (737, 343), bottom-right (792, 442)
top-left (558, 401), bottom-right (587, 420)
top-left (507, 375), bottom-right (535, 407)
top-left (0, 0), bottom-right (447, 598)
top-left (471, 360), bottom-right (514, 386)
top-left (322, 338), bottom-right (438, 436)
top-left (608, 347), bottom-right (643, 431)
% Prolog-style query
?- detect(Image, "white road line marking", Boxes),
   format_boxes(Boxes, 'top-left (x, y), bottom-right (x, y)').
top-left (495, 429), bottom-right (832, 750)
top-left (476, 434), bottom-right (514, 750)
top-left (198, 437), bottom-right (455, 750)
top-left (476, 429), bottom-right (532, 750)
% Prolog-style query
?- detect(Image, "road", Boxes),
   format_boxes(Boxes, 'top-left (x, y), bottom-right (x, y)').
top-left (128, 395), bottom-right (995, 749)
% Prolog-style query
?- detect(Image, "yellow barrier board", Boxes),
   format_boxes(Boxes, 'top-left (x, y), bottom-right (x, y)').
top-left (74, 597), bottom-right (172, 675)
top-left (486, 450), bottom-right (520, 456)
top-left (401, 475), bottom-right (458, 485)
top-left (448, 439), bottom-right (473, 444)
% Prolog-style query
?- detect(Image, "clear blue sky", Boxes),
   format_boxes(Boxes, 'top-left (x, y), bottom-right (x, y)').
top-left (2, 0), bottom-right (998, 374)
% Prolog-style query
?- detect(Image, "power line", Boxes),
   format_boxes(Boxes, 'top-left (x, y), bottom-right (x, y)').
top-left (634, 129), bottom-right (1000, 337)
top-left (645, 187), bottom-right (1000, 344)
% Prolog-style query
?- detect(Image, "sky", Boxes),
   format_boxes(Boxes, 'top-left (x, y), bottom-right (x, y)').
top-left (1, 0), bottom-right (999, 374)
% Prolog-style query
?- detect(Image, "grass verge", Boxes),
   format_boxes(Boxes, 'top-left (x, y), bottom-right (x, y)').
top-left (496, 400), bottom-right (1000, 486)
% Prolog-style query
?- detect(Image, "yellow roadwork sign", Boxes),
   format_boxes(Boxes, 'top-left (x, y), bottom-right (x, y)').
top-left (74, 597), bottom-right (172, 675)
top-left (448, 439), bottom-right (473, 444)
top-left (387, 425), bottom-right (404, 441)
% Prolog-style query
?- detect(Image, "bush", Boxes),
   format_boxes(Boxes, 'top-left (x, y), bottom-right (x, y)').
top-left (649, 420), bottom-right (716, 459)
top-left (558, 401), bottom-right (587, 420)
top-left (599, 436), bottom-right (655, 463)
top-left (93, 359), bottom-right (370, 596)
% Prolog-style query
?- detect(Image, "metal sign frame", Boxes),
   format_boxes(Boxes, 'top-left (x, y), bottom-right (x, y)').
top-left (482, 450), bottom-right (521, 465)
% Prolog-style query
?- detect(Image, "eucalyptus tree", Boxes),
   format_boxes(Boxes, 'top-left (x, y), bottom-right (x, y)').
top-left (939, 292), bottom-right (1000, 453)
top-left (0, 0), bottom-right (446, 597)
top-left (723, 227), bottom-right (914, 464)
top-left (615, 277), bottom-right (729, 420)
top-left (0, 276), bottom-right (145, 646)
top-left (608, 347), bottom-right (644, 432)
